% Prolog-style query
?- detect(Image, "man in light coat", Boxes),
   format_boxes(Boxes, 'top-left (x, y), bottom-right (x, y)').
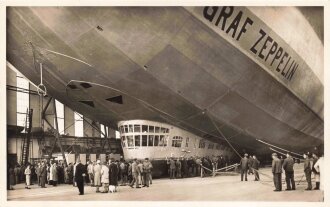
top-left (312, 153), bottom-right (320, 190)
top-left (93, 160), bottom-right (102, 193)
top-left (137, 160), bottom-right (144, 186)
top-left (87, 161), bottom-right (94, 186)
top-left (101, 162), bottom-right (109, 193)
top-left (24, 164), bottom-right (31, 189)
top-left (129, 158), bottom-right (140, 188)
top-left (50, 162), bottom-right (58, 186)
top-left (314, 154), bottom-right (324, 191)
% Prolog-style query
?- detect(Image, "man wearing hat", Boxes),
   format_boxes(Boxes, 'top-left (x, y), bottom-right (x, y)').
top-left (272, 153), bottom-right (282, 191)
top-left (240, 153), bottom-right (249, 181)
top-left (75, 157), bottom-right (87, 195)
top-left (303, 152), bottom-right (312, 190)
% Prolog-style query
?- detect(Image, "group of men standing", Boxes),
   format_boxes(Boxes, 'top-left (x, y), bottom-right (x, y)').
top-left (240, 153), bottom-right (260, 182)
top-left (129, 158), bottom-right (153, 188)
top-left (271, 152), bottom-right (324, 192)
top-left (7, 161), bottom-right (49, 190)
top-left (240, 151), bottom-right (324, 192)
top-left (166, 155), bottom-right (229, 179)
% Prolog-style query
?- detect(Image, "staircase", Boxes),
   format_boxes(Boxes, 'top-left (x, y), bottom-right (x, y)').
top-left (21, 108), bottom-right (33, 165)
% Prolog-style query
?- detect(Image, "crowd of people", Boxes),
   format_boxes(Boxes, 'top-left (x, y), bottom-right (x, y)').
top-left (7, 155), bottom-right (233, 193)
top-left (8, 160), bottom-right (75, 190)
top-left (7, 157), bottom-right (155, 195)
top-left (7, 151), bottom-right (324, 195)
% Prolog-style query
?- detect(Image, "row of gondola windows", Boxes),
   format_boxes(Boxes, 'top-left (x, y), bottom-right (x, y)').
top-left (121, 134), bottom-right (222, 150)
top-left (119, 125), bottom-right (170, 134)
top-left (121, 135), bottom-right (168, 147)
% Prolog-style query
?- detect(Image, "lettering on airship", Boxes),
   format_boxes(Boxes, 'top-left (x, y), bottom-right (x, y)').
top-left (203, 6), bottom-right (254, 41)
top-left (202, 6), bottom-right (299, 82)
top-left (249, 29), bottom-right (298, 81)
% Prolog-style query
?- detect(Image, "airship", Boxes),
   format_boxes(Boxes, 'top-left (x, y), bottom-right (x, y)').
top-left (6, 6), bottom-right (324, 167)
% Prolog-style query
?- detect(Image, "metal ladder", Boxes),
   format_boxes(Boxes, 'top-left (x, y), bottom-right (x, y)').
top-left (21, 108), bottom-right (33, 165)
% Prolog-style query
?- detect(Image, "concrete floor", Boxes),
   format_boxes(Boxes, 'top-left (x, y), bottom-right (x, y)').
top-left (7, 163), bottom-right (323, 201)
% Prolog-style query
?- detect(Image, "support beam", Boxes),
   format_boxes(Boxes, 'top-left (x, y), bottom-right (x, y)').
top-left (53, 98), bottom-right (67, 165)
top-left (41, 97), bottom-right (52, 119)
top-left (76, 113), bottom-right (106, 137)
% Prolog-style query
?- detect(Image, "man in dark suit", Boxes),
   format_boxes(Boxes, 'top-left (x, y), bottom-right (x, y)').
top-left (272, 153), bottom-right (282, 191)
top-left (248, 155), bottom-right (254, 175)
top-left (304, 152), bottom-right (312, 190)
top-left (39, 161), bottom-right (47, 188)
top-left (75, 158), bottom-right (87, 195)
top-left (240, 153), bottom-right (249, 181)
top-left (252, 155), bottom-right (260, 181)
top-left (282, 153), bottom-right (295, 190)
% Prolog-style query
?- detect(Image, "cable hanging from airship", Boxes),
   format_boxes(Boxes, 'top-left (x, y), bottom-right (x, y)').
top-left (256, 138), bottom-right (303, 157)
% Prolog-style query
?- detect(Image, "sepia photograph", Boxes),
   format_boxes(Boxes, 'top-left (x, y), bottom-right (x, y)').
top-left (1, 1), bottom-right (328, 206)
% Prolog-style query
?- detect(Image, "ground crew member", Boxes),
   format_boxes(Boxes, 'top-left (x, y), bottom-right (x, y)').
top-left (252, 155), bottom-right (260, 181)
top-left (240, 153), bottom-right (249, 181)
top-left (303, 152), bottom-right (312, 190)
top-left (282, 153), bottom-right (295, 190)
top-left (142, 158), bottom-right (152, 187)
top-left (272, 153), bottom-right (282, 191)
